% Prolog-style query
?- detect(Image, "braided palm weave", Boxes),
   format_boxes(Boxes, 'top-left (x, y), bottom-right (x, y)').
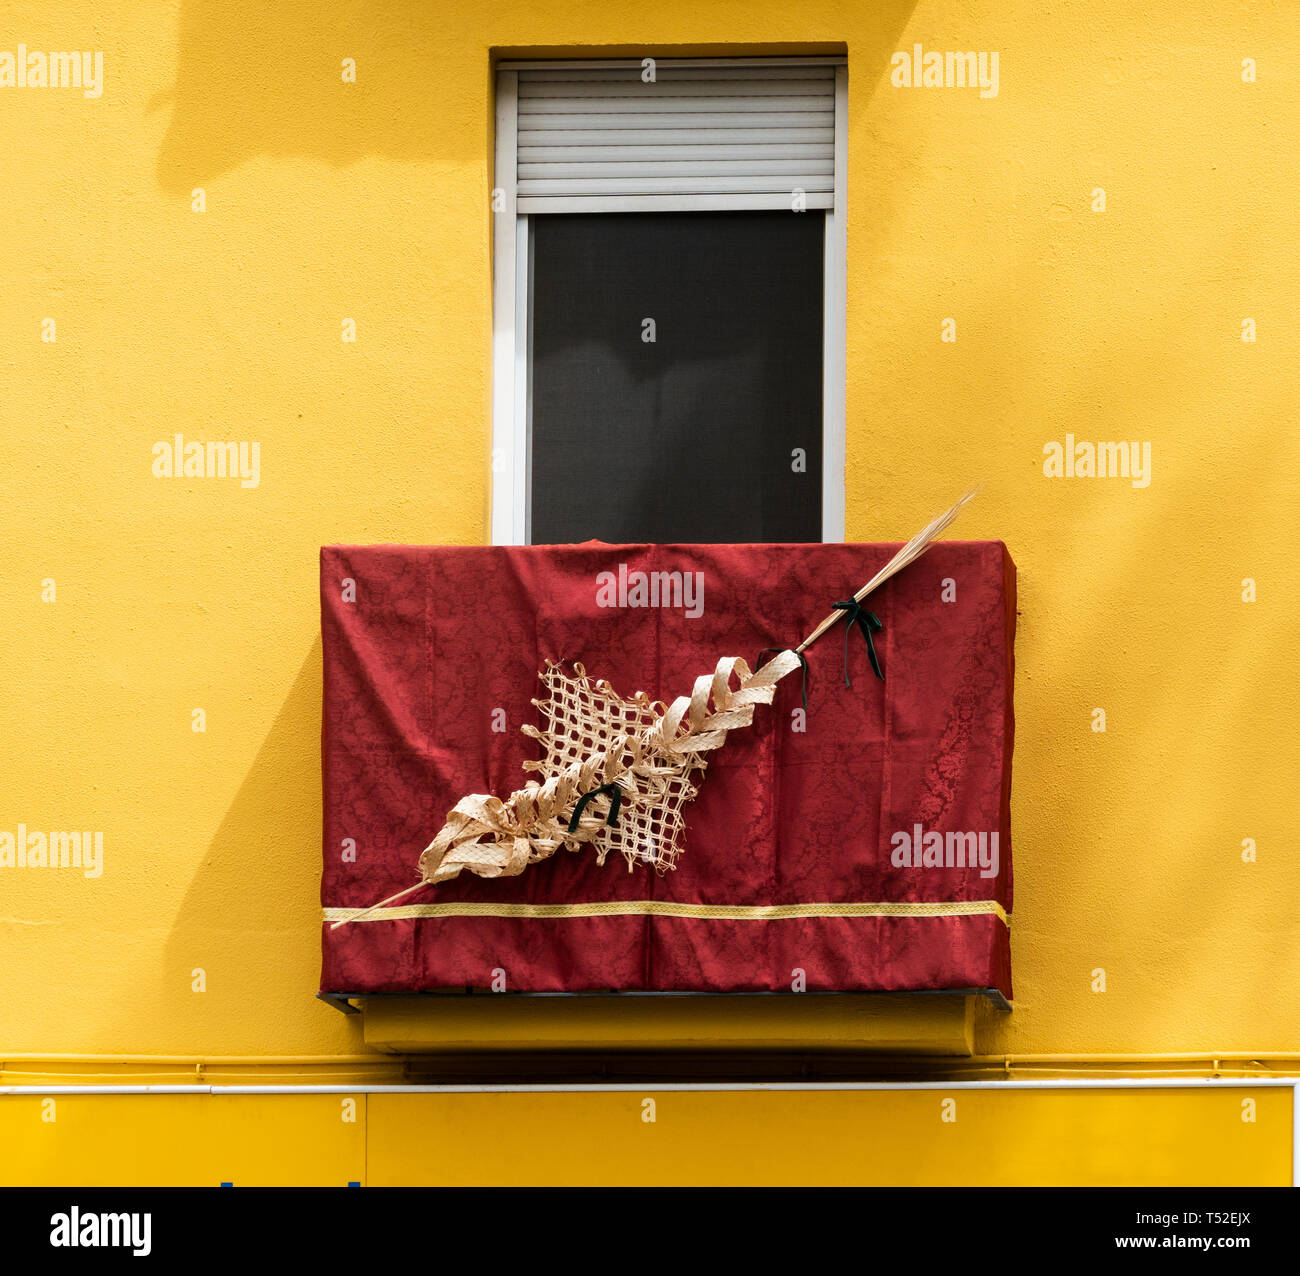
top-left (418, 649), bottom-right (802, 884)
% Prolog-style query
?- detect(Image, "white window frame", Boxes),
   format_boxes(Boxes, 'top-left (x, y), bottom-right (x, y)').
top-left (490, 56), bottom-right (847, 546)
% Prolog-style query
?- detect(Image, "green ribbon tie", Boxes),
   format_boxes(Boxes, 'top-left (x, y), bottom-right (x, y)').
top-left (568, 781), bottom-right (622, 833)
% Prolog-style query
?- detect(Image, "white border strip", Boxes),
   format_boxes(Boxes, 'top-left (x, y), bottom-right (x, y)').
top-left (820, 64), bottom-right (847, 542)
top-left (490, 70), bottom-right (523, 545)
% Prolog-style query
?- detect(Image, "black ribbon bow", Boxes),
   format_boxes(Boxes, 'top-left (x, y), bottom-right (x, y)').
top-left (757, 647), bottom-right (810, 709)
top-left (567, 781), bottom-right (622, 834)
top-left (831, 599), bottom-right (884, 685)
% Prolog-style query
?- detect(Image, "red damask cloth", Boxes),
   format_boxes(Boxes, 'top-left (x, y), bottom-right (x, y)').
top-left (320, 542), bottom-right (1015, 999)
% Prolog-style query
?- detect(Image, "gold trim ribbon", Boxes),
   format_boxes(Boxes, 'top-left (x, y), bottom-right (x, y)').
top-left (322, 899), bottom-right (1009, 926)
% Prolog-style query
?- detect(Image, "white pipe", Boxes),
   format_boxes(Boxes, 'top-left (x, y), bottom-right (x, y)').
top-left (2, 1078), bottom-right (1297, 1095)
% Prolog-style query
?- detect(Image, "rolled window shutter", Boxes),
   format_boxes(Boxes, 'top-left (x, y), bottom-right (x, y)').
top-left (513, 63), bottom-right (837, 213)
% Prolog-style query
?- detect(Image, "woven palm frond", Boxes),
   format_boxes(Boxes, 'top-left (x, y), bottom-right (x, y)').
top-left (521, 661), bottom-right (696, 873)
top-left (416, 649), bottom-right (799, 886)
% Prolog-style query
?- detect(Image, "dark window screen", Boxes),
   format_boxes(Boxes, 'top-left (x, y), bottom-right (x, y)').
top-left (528, 212), bottom-right (824, 544)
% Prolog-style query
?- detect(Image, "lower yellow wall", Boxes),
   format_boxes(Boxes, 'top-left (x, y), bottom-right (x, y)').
top-left (1, 1088), bottom-right (1289, 1187)
top-left (1, 1), bottom-right (1297, 1088)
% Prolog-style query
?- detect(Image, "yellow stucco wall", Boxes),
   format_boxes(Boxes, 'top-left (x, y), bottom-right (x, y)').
top-left (1, 0), bottom-right (1297, 1083)
top-left (3, 1087), bottom-right (1290, 1187)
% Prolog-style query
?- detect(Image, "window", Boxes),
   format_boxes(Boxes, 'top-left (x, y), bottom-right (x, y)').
top-left (491, 57), bottom-right (846, 545)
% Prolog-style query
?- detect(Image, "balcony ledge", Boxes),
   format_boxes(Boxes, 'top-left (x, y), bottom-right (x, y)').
top-left (331, 990), bottom-right (1009, 1055)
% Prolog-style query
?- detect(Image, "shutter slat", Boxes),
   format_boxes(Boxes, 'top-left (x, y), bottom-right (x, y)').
top-left (518, 127), bottom-right (833, 147)
top-left (518, 192), bottom-right (834, 212)
top-left (517, 175), bottom-right (834, 195)
top-left (518, 80), bottom-right (831, 99)
top-left (517, 66), bottom-right (834, 82)
top-left (509, 62), bottom-right (838, 212)
top-left (520, 143), bottom-right (833, 161)
top-left (520, 159), bottom-right (834, 179)
top-left (519, 96), bottom-right (831, 115)
top-left (521, 112), bottom-right (834, 133)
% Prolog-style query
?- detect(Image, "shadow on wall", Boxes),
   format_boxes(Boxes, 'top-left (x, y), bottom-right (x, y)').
top-left (159, 640), bottom-right (356, 1046)
top-left (145, 2), bottom-right (924, 1047)
top-left (148, 2), bottom-right (922, 191)
top-left (148, 1), bottom-right (476, 191)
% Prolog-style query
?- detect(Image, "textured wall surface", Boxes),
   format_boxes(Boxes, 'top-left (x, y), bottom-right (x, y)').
top-left (3, 1088), bottom-right (1291, 1186)
top-left (0, 1), bottom-right (1296, 1064)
